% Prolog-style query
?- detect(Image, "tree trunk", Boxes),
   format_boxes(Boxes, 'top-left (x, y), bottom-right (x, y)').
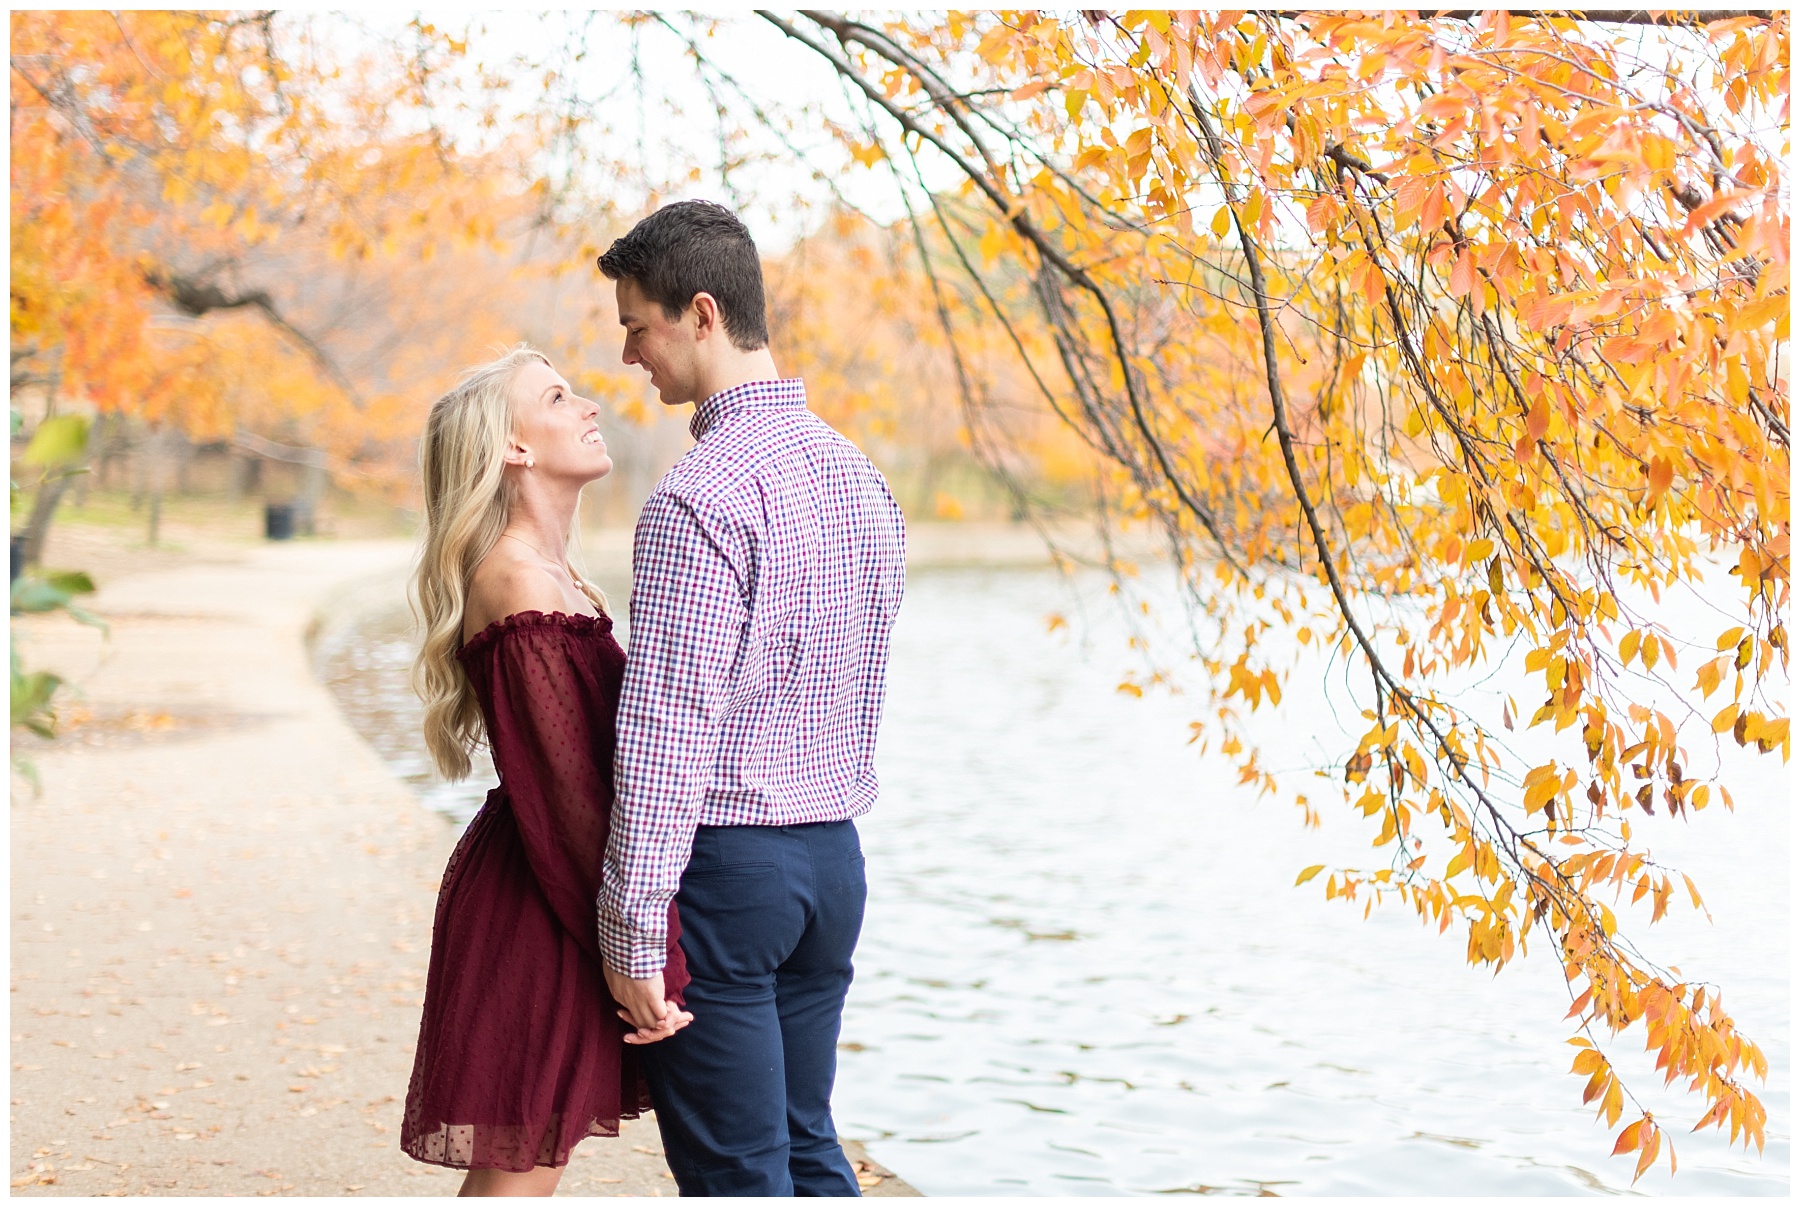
top-left (145, 427), bottom-right (172, 546)
top-left (19, 472), bottom-right (74, 569)
top-left (174, 432), bottom-right (193, 494)
top-left (72, 413), bottom-right (107, 508)
top-left (296, 454), bottom-right (327, 536)
top-left (229, 450), bottom-right (262, 501)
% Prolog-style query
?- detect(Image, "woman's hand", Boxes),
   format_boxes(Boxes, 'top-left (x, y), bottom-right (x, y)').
top-left (621, 1006), bottom-right (692, 1045)
top-left (606, 966), bottom-right (694, 1045)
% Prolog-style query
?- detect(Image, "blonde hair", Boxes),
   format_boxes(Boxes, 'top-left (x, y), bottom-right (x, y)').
top-left (410, 343), bottom-right (606, 780)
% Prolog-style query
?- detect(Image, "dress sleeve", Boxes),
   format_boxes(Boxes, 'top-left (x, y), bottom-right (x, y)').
top-left (475, 619), bottom-right (619, 967)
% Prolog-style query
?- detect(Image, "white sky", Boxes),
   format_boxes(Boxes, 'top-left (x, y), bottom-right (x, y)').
top-left (310, 9), bottom-right (967, 251)
top-left (294, 11), bottom-right (1772, 258)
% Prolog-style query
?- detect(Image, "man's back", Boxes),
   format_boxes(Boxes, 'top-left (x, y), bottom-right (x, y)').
top-left (601, 377), bottom-right (905, 977)
top-left (648, 379), bottom-right (906, 817)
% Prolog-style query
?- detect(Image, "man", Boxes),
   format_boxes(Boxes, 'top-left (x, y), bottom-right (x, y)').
top-left (595, 200), bottom-right (907, 1196)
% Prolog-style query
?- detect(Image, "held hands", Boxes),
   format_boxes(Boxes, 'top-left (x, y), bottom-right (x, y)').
top-left (603, 965), bottom-right (693, 1046)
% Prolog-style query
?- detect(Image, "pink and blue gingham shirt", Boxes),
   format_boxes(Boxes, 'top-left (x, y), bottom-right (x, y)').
top-left (599, 379), bottom-right (907, 977)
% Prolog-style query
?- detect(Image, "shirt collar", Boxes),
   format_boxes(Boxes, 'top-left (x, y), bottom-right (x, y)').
top-left (690, 378), bottom-right (807, 441)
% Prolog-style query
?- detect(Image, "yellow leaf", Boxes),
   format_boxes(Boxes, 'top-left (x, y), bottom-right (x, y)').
top-left (1726, 357), bottom-right (1750, 405)
top-left (1525, 397), bottom-right (1550, 443)
top-left (1632, 1125), bottom-right (1658, 1179)
top-left (1295, 864), bottom-right (1325, 885)
top-left (1211, 205), bottom-right (1232, 238)
top-left (1646, 456), bottom-right (1675, 500)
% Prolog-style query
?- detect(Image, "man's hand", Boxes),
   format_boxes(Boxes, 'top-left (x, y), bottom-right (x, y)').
top-left (604, 965), bottom-right (694, 1046)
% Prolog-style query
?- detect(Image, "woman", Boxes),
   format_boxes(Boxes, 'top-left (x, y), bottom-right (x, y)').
top-left (402, 345), bottom-right (692, 1196)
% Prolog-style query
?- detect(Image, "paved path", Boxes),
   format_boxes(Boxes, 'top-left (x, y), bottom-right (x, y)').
top-left (10, 538), bottom-right (912, 1196)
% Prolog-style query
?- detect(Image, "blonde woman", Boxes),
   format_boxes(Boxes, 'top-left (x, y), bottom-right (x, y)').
top-left (402, 345), bottom-right (691, 1196)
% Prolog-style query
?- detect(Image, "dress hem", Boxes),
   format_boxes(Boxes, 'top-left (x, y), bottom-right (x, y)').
top-left (400, 1108), bottom-right (646, 1173)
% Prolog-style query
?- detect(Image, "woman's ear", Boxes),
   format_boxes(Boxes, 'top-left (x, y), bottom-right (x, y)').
top-left (502, 437), bottom-right (532, 468)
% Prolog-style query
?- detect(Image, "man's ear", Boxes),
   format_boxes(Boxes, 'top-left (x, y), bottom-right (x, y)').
top-left (690, 291), bottom-right (722, 341)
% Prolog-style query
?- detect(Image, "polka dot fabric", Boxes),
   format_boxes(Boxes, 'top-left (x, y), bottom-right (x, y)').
top-left (401, 611), bottom-right (688, 1172)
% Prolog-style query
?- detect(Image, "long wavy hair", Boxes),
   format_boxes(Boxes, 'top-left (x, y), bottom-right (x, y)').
top-left (410, 343), bottom-right (605, 780)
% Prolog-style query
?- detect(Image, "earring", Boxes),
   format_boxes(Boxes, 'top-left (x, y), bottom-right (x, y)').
top-left (524, 456), bottom-right (535, 468)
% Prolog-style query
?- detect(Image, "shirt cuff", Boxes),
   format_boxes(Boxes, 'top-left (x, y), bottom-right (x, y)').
top-left (598, 905), bottom-right (669, 980)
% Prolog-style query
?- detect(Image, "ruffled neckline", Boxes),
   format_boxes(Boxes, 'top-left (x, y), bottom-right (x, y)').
top-left (458, 609), bottom-right (613, 658)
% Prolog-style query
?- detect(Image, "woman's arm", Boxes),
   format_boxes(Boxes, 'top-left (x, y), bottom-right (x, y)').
top-left (475, 621), bottom-right (615, 966)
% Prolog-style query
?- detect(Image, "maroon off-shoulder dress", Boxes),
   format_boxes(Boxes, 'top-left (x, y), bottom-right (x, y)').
top-left (402, 611), bottom-right (688, 1172)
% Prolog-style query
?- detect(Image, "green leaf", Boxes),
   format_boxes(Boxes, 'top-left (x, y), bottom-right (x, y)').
top-left (61, 602), bottom-right (108, 633)
top-left (10, 577), bottom-right (74, 614)
top-left (11, 754), bottom-right (41, 794)
top-left (21, 414), bottom-right (90, 468)
top-left (42, 570), bottom-right (95, 596)
top-left (10, 572), bottom-right (105, 630)
top-left (11, 665), bottom-right (62, 734)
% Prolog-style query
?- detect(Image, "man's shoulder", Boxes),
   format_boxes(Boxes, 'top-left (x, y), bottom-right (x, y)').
top-left (653, 407), bottom-right (834, 498)
top-left (645, 407), bottom-right (903, 538)
top-left (645, 432), bottom-right (759, 517)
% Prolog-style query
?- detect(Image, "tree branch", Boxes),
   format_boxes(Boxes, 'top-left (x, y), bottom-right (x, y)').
top-left (141, 268), bottom-right (365, 408)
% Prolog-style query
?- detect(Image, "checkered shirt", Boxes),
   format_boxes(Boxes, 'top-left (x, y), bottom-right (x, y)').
top-left (599, 378), bottom-right (908, 977)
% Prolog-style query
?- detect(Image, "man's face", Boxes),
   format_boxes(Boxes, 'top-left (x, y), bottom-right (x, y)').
top-left (615, 277), bottom-right (699, 406)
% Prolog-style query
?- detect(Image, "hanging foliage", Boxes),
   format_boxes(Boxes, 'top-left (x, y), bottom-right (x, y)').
top-left (744, 9), bottom-right (1787, 1176)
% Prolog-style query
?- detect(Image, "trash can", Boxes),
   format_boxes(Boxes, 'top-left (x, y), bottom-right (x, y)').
top-left (264, 503), bottom-right (296, 541)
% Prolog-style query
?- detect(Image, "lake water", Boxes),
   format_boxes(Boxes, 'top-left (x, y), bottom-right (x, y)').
top-left (319, 564), bottom-right (1788, 1196)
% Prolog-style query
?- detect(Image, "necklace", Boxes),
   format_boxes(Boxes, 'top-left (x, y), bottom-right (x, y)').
top-left (502, 532), bottom-right (586, 591)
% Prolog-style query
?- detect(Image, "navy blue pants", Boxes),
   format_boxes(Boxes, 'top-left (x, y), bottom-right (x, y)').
top-left (641, 820), bottom-right (867, 1196)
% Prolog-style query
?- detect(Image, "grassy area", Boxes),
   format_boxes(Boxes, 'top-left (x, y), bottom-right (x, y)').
top-left (53, 487), bottom-right (417, 542)
top-left (24, 488), bottom-right (419, 588)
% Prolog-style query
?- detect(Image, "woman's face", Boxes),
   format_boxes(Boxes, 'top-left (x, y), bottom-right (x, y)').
top-left (507, 360), bottom-right (610, 483)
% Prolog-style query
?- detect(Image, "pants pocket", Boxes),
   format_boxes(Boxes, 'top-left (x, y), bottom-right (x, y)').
top-left (675, 862), bottom-right (794, 985)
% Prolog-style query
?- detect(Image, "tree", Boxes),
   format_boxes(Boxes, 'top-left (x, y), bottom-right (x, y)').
top-left (738, 9), bottom-right (1786, 1176)
top-left (10, 12), bottom-right (550, 544)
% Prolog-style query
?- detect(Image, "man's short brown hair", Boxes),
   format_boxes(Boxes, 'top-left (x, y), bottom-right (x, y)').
top-left (596, 200), bottom-right (769, 351)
